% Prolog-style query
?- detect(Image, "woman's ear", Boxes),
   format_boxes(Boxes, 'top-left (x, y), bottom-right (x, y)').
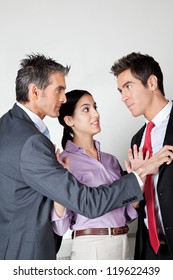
top-left (64, 116), bottom-right (74, 127)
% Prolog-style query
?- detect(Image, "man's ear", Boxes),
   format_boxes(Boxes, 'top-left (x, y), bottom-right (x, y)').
top-left (64, 115), bottom-right (74, 127)
top-left (28, 83), bottom-right (40, 100)
top-left (148, 75), bottom-right (158, 91)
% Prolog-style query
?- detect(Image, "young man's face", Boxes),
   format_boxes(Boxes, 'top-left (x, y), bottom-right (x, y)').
top-left (117, 69), bottom-right (153, 118)
top-left (35, 72), bottom-right (67, 119)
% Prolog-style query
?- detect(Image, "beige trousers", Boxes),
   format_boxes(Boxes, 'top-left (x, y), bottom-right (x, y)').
top-left (70, 234), bottom-right (130, 260)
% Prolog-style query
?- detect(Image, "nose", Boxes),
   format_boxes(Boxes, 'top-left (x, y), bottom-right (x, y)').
top-left (60, 92), bottom-right (67, 104)
top-left (121, 90), bottom-right (129, 103)
top-left (92, 108), bottom-right (99, 118)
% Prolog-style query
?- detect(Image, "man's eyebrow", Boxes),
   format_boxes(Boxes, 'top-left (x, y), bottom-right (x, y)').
top-left (122, 81), bottom-right (132, 88)
top-left (56, 85), bottom-right (66, 90)
top-left (118, 81), bottom-right (132, 92)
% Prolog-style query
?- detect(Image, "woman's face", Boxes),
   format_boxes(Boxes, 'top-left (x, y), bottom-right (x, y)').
top-left (66, 94), bottom-right (101, 138)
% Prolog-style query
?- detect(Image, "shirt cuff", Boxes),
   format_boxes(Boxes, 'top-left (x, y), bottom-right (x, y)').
top-left (132, 171), bottom-right (143, 188)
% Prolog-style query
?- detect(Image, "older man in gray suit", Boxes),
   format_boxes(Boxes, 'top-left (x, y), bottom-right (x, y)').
top-left (0, 54), bottom-right (172, 260)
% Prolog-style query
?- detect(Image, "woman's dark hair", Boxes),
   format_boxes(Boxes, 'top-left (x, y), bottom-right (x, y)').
top-left (58, 89), bottom-right (92, 149)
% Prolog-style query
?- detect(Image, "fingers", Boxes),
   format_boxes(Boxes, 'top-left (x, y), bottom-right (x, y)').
top-left (63, 156), bottom-right (70, 166)
top-left (126, 145), bottom-right (146, 171)
top-left (56, 148), bottom-right (61, 162)
top-left (138, 146), bottom-right (143, 160)
top-left (132, 144), bottom-right (146, 160)
top-left (56, 148), bottom-right (60, 157)
top-left (128, 145), bottom-right (141, 161)
top-left (149, 148), bottom-right (173, 168)
top-left (133, 144), bottom-right (139, 159)
top-left (128, 144), bottom-right (173, 176)
top-left (166, 158), bottom-right (172, 165)
top-left (132, 145), bottom-right (173, 178)
top-left (163, 145), bottom-right (173, 152)
top-left (159, 149), bottom-right (173, 162)
top-left (128, 148), bottom-right (133, 162)
top-left (164, 150), bottom-right (173, 165)
top-left (58, 156), bottom-right (70, 170)
top-left (144, 150), bottom-right (150, 161)
top-left (158, 145), bottom-right (173, 155)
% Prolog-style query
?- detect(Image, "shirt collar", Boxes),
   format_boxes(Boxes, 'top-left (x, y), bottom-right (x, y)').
top-left (16, 102), bottom-right (47, 133)
top-left (145, 100), bottom-right (172, 127)
top-left (65, 140), bottom-right (101, 154)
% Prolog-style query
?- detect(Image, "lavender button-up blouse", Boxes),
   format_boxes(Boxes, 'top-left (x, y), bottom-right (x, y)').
top-left (51, 140), bottom-right (137, 236)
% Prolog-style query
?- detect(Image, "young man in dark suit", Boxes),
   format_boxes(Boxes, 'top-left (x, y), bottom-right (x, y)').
top-left (111, 52), bottom-right (173, 259)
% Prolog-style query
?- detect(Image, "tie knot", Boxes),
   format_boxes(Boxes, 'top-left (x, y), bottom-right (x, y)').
top-left (146, 121), bottom-right (155, 133)
top-left (43, 127), bottom-right (50, 139)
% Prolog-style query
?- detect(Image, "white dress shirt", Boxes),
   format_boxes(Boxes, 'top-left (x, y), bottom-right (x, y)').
top-left (140, 100), bottom-right (172, 235)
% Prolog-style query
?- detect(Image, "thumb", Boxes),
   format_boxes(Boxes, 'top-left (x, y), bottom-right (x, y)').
top-left (63, 156), bottom-right (69, 164)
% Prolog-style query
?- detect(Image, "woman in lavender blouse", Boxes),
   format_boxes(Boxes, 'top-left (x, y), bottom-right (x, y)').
top-left (51, 89), bottom-right (137, 260)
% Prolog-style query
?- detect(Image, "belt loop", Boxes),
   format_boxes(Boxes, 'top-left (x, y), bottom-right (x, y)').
top-left (108, 228), bottom-right (111, 237)
top-left (72, 230), bottom-right (76, 239)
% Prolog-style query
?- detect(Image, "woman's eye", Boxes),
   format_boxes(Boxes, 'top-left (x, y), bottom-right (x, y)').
top-left (83, 107), bottom-right (89, 112)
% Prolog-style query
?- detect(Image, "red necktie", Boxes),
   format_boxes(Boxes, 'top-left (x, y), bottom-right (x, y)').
top-left (143, 121), bottom-right (160, 254)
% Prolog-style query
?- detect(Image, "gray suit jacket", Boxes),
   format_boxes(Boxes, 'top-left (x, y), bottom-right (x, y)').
top-left (0, 104), bottom-right (143, 259)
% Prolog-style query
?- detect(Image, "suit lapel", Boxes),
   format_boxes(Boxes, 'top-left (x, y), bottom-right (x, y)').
top-left (163, 102), bottom-right (173, 146)
top-left (131, 124), bottom-right (146, 147)
top-left (159, 102), bottom-right (173, 174)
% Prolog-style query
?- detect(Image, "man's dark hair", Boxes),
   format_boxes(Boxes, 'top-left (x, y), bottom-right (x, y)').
top-left (111, 52), bottom-right (165, 95)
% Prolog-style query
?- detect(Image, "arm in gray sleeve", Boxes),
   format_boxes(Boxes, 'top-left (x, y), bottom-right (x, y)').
top-left (20, 135), bottom-right (143, 219)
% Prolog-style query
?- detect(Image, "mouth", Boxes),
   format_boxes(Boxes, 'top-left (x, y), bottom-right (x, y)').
top-left (127, 103), bottom-right (134, 111)
top-left (91, 120), bottom-right (100, 126)
top-left (56, 105), bottom-right (61, 110)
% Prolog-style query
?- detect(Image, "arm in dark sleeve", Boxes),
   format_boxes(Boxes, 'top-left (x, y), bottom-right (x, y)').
top-left (20, 134), bottom-right (143, 219)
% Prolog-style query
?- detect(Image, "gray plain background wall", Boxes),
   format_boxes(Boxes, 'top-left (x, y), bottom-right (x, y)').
top-left (0, 0), bottom-right (173, 237)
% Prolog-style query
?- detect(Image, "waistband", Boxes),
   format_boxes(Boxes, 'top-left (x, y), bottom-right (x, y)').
top-left (72, 225), bottom-right (129, 239)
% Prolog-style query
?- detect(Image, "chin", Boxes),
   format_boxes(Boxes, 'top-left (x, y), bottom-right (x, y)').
top-left (48, 113), bottom-right (59, 118)
top-left (131, 112), bottom-right (141, 118)
top-left (95, 128), bottom-right (101, 134)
